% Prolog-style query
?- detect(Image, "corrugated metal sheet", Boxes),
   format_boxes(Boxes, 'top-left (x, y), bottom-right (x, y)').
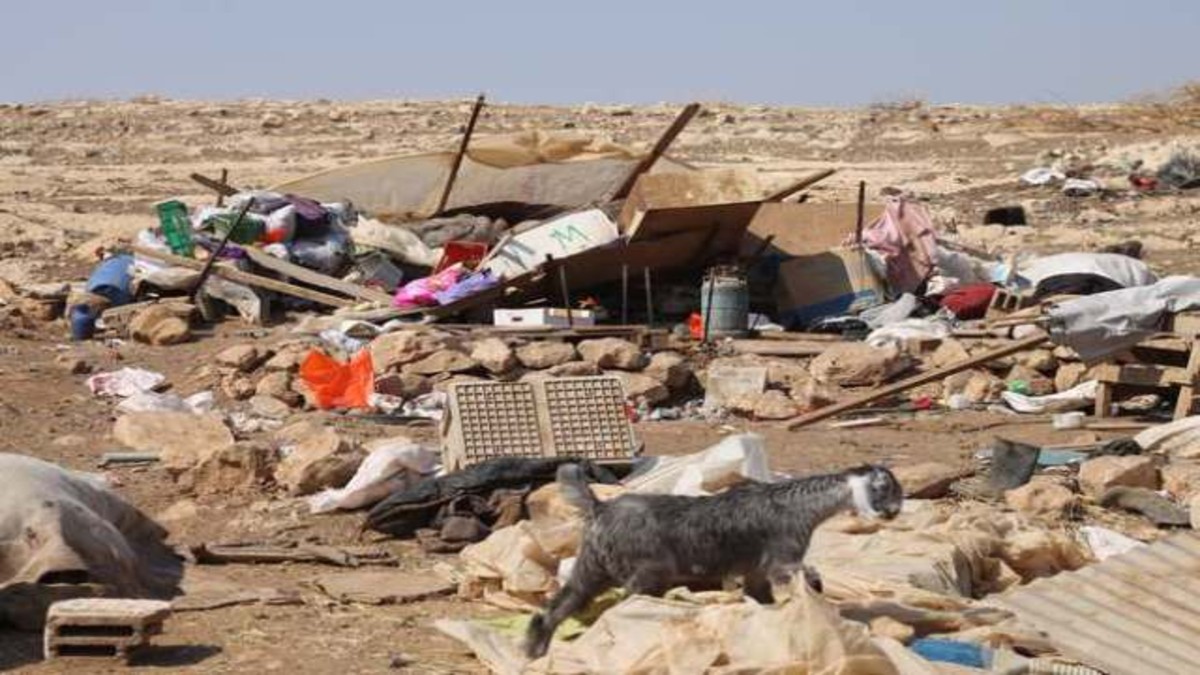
top-left (996, 531), bottom-right (1200, 675)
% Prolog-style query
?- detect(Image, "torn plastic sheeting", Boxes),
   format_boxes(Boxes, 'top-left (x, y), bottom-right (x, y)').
top-left (1001, 380), bottom-right (1098, 414)
top-left (392, 262), bottom-right (466, 309)
top-left (441, 579), bottom-right (907, 675)
top-left (1020, 167), bottom-right (1065, 186)
top-left (1017, 252), bottom-right (1157, 290)
top-left (86, 367), bottom-right (166, 398)
top-left (1045, 276), bottom-right (1200, 361)
top-left (865, 317), bottom-right (952, 350)
top-left (1133, 415), bottom-right (1200, 457)
top-left (115, 391), bottom-right (214, 415)
top-left (308, 438), bottom-right (440, 514)
top-left (298, 348), bottom-right (375, 410)
top-left (860, 197), bottom-right (938, 295)
top-left (620, 433), bottom-right (772, 496)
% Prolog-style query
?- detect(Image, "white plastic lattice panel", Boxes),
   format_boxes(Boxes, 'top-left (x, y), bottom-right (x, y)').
top-left (540, 377), bottom-right (637, 461)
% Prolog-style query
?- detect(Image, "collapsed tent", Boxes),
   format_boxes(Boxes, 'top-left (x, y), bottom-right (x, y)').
top-left (0, 454), bottom-right (182, 629)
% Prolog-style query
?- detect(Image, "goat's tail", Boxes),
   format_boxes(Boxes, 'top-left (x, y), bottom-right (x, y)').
top-left (557, 463), bottom-right (600, 519)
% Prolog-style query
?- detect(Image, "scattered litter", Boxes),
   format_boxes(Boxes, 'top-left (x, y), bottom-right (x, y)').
top-left (1020, 167), bottom-right (1066, 186)
top-left (308, 437), bottom-right (439, 514)
top-left (1002, 380), bottom-right (1098, 414)
top-left (44, 598), bottom-right (171, 662)
top-left (115, 391), bottom-right (213, 415)
top-left (86, 368), bottom-right (166, 398)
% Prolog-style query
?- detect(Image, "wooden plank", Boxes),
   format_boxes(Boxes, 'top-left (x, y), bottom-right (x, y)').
top-left (609, 103), bottom-right (701, 200)
top-left (1094, 363), bottom-right (1195, 388)
top-left (190, 172), bottom-right (239, 197)
top-left (763, 168), bottom-right (837, 202)
top-left (131, 246), bottom-right (353, 309)
top-left (434, 94), bottom-right (485, 215)
top-left (786, 334), bottom-right (1049, 430)
top-left (241, 246), bottom-right (392, 305)
top-left (730, 339), bottom-right (827, 357)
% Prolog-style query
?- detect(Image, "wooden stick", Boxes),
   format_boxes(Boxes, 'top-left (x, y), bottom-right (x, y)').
top-left (764, 168), bottom-right (838, 202)
top-left (190, 172), bottom-right (239, 197)
top-left (132, 246), bottom-right (353, 308)
top-left (621, 264), bottom-right (629, 325)
top-left (241, 246), bottom-right (392, 305)
top-left (435, 93), bottom-right (485, 215)
top-left (644, 267), bottom-right (654, 327)
top-left (191, 198), bottom-right (254, 304)
top-left (216, 168), bottom-right (229, 207)
top-left (610, 102), bottom-right (701, 200)
top-left (786, 334), bottom-right (1049, 430)
top-left (855, 180), bottom-right (867, 245)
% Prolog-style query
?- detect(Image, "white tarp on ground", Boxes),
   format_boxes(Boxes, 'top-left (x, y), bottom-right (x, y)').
top-left (272, 131), bottom-right (690, 222)
top-left (1018, 252), bottom-right (1157, 289)
top-left (0, 454), bottom-right (182, 628)
top-left (1045, 276), bottom-right (1200, 361)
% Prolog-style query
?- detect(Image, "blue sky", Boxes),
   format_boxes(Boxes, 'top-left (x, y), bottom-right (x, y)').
top-left (3, 0), bottom-right (1197, 105)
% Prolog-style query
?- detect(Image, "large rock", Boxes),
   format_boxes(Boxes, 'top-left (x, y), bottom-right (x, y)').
top-left (810, 343), bottom-right (909, 386)
top-left (128, 304), bottom-right (191, 346)
top-left (928, 339), bottom-right (972, 370)
top-left (942, 369), bottom-right (1005, 403)
top-left (222, 373), bottom-right (257, 401)
top-left (181, 441), bottom-right (275, 495)
top-left (644, 351), bottom-right (692, 391)
top-left (891, 462), bottom-right (967, 499)
top-left (1014, 348), bottom-right (1058, 375)
top-left (577, 338), bottom-right (646, 371)
top-left (1005, 479), bottom-right (1079, 519)
top-left (249, 395), bottom-right (291, 420)
top-left (255, 371), bottom-right (293, 400)
top-left (1006, 364), bottom-right (1054, 397)
top-left (470, 337), bottom-right (516, 374)
top-left (516, 342), bottom-right (577, 369)
top-left (1054, 362), bottom-right (1089, 393)
top-left (610, 371), bottom-right (669, 405)
top-left (216, 344), bottom-right (270, 372)
top-left (1078, 455), bottom-right (1159, 497)
top-left (1190, 493), bottom-right (1200, 530)
top-left (749, 390), bottom-right (799, 420)
top-left (1162, 462), bottom-right (1200, 500)
top-left (273, 421), bottom-right (363, 496)
top-left (791, 378), bottom-right (841, 413)
top-left (113, 412), bottom-right (235, 473)
top-left (375, 372), bottom-right (432, 399)
top-left (369, 330), bottom-right (451, 374)
top-left (402, 349), bottom-right (478, 376)
top-left (262, 346), bottom-right (308, 373)
top-left (547, 361), bottom-right (601, 378)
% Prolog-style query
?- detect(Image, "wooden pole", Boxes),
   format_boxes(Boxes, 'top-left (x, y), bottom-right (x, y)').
top-left (434, 93), bottom-right (485, 215)
top-left (786, 334), bottom-right (1049, 430)
top-left (763, 168), bottom-right (838, 202)
top-left (702, 268), bottom-right (717, 342)
top-left (191, 198), bottom-right (254, 304)
top-left (855, 180), bottom-right (867, 245)
top-left (621, 264), bottom-right (629, 325)
top-left (547, 254), bottom-right (573, 328)
top-left (644, 267), bottom-right (654, 327)
top-left (190, 172), bottom-right (239, 197)
top-left (609, 102), bottom-right (701, 201)
top-left (216, 168), bottom-right (229, 207)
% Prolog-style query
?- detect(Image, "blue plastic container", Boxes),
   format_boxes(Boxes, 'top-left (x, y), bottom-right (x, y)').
top-left (69, 304), bottom-right (97, 341)
top-left (85, 254), bottom-right (134, 306)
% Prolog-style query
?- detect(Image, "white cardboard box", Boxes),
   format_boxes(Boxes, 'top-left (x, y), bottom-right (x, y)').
top-left (494, 308), bottom-right (596, 328)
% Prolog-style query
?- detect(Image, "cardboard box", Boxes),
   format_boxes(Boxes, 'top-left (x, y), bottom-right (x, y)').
top-left (744, 202), bottom-right (885, 257)
top-left (774, 247), bottom-right (884, 328)
top-left (493, 308), bottom-right (596, 328)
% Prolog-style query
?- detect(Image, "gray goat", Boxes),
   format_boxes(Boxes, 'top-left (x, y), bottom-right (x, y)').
top-left (525, 463), bottom-right (903, 658)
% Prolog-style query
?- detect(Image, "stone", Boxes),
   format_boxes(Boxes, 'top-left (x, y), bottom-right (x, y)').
top-left (112, 412), bottom-right (235, 473)
top-left (891, 462), bottom-right (967, 499)
top-left (313, 570), bottom-right (455, 605)
top-left (943, 369), bottom-right (1005, 403)
top-left (255, 371), bottom-right (293, 400)
top-left (260, 112), bottom-right (284, 129)
top-left (182, 441), bottom-right (276, 495)
top-left (262, 347), bottom-right (307, 373)
top-left (1099, 486), bottom-right (1190, 526)
top-left (470, 337), bottom-right (516, 374)
top-left (577, 338), bottom-right (646, 370)
top-left (433, 374), bottom-right (488, 393)
top-left (222, 373), bottom-right (257, 401)
top-left (516, 342), bottom-right (577, 369)
top-left (644, 351), bottom-right (692, 391)
top-left (1006, 364), bottom-right (1054, 397)
top-left (375, 372), bottom-right (432, 399)
top-left (1014, 348), bottom-right (1058, 374)
top-left (249, 395), bottom-right (291, 420)
top-left (274, 421), bottom-right (363, 496)
top-left (402, 349), bottom-right (478, 376)
top-left (869, 616), bottom-right (915, 643)
top-left (790, 378), bottom-right (841, 413)
top-left (55, 354), bottom-right (92, 374)
top-left (763, 359), bottom-right (810, 390)
top-left (369, 330), bottom-right (451, 374)
top-left (1005, 479), bottom-right (1079, 519)
top-left (810, 343), bottom-right (909, 386)
top-left (1190, 493), bottom-right (1200, 530)
top-left (128, 304), bottom-right (190, 346)
top-left (749, 390), bottom-right (799, 420)
top-left (1054, 362), bottom-right (1088, 393)
top-left (609, 371), bottom-right (669, 405)
top-left (1161, 461), bottom-right (1200, 500)
top-left (216, 344), bottom-right (270, 372)
top-left (1078, 455), bottom-right (1160, 497)
top-left (547, 361), bottom-right (601, 378)
top-left (928, 339), bottom-right (972, 370)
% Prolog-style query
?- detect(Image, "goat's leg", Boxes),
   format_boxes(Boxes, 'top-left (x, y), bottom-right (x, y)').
top-left (526, 574), bottom-right (607, 659)
top-left (624, 564), bottom-right (672, 597)
top-left (743, 569), bottom-right (774, 604)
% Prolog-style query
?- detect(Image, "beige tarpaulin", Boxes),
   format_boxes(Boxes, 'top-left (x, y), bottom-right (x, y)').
top-left (0, 454), bottom-right (182, 628)
top-left (272, 131), bottom-right (692, 222)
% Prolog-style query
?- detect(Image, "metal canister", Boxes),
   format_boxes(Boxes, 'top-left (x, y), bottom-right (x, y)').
top-left (700, 266), bottom-right (749, 340)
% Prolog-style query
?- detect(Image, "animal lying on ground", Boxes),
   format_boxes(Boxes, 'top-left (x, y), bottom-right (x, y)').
top-left (525, 464), bottom-right (904, 658)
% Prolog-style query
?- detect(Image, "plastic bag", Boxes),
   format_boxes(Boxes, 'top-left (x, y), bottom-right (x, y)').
top-left (264, 204), bottom-right (297, 244)
top-left (433, 270), bottom-right (497, 305)
top-left (392, 263), bottom-right (466, 308)
top-left (299, 349), bottom-right (375, 410)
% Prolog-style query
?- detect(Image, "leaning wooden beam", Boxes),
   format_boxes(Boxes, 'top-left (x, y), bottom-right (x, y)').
top-left (763, 168), bottom-right (838, 202)
top-left (131, 246), bottom-right (353, 308)
top-left (434, 93), bottom-right (486, 215)
top-left (240, 246), bottom-right (392, 305)
top-left (786, 333), bottom-right (1049, 430)
top-left (190, 172), bottom-right (240, 197)
top-left (609, 102), bottom-right (702, 200)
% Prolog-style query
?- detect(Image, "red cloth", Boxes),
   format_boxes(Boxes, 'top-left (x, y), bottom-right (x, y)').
top-left (939, 283), bottom-right (996, 320)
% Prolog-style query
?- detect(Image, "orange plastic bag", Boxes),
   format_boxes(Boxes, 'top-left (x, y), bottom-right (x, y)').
top-left (299, 349), bottom-right (375, 410)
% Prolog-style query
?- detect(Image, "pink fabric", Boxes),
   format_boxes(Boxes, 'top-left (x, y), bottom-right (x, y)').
top-left (860, 197), bottom-right (938, 294)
